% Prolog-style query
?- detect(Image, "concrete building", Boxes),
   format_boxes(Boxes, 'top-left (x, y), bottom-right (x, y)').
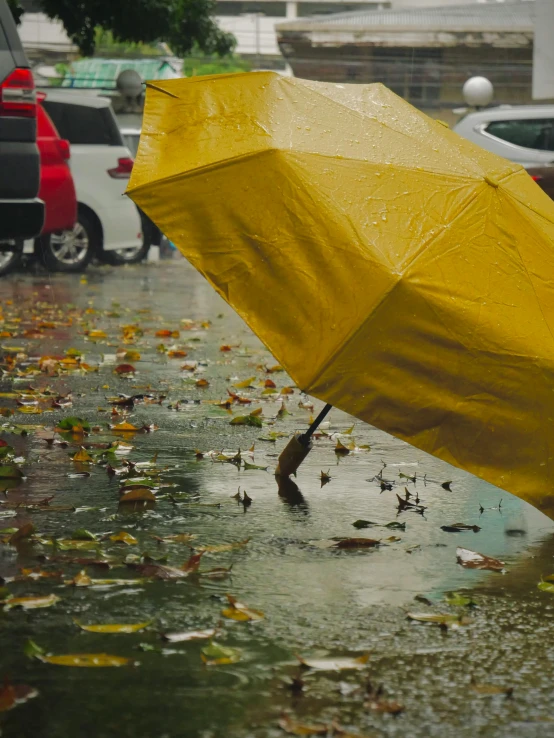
top-left (276, 1), bottom-right (537, 120)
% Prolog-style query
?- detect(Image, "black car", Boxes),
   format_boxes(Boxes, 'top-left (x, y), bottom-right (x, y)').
top-left (0, 0), bottom-right (43, 272)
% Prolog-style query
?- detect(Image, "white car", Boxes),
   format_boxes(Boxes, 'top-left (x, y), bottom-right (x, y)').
top-left (25, 91), bottom-right (145, 271)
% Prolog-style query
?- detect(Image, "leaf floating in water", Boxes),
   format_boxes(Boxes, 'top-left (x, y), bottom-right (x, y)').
top-left (162, 628), bottom-right (216, 643)
top-left (441, 523), bottom-right (481, 533)
top-left (110, 531), bottom-right (138, 545)
top-left (456, 547), bottom-right (505, 572)
top-left (119, 488), bottom-right (156, 503)
top-left (470, 679), bottom-right (513, 697)
top-left (114, 364), bottom-right (136, 375)
top-left (297, 653), bottom-right (370, 672)
top-left (0, 682), bottom-right (38, 712)
top-left (74, 620), bottom-right (152, 633)
top-left (9, 523), bottom-right (35, 545)
top-left (441, 481), bottom-right (452, 491)
top-left (407, 612), bottom-right (470, 629)
top-left (72, 447), bottom-right (93, 463)
top-left (335, 439), bottom-right (350, 456)
top-left (537, 579), bottom-right (554, 593)
top-left (444, 591), bottom-right (477, 607)
top-left (230, 414), bottom-right (262, 428)
top-left (352, 520), bottom-right (376, 529)
top-left (278, 715), bottom-right (328, 736)
top-left (320, 470), bottom-right (331, 487)
top-left (221, 594), bottom-right (264, 622)
top-left (42, 653), bottom-right (134, 667)
top-left (110, 422), bottom-right (139, 433)
top-left (2, 594), bottom-right (60, 610)
top-left (331, 538), bottom-right (380, 549)
top-left (243, 461), bottom-right (268, 471)
top-left (201, 641), bottom-right (241, 665)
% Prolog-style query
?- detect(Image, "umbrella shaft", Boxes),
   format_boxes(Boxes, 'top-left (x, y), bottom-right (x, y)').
top-left (299, 403), bottom-right (333, 447)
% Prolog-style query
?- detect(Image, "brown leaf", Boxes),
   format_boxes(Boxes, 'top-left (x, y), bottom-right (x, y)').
top-left (456, 547), bottom-right (505, 572)
top-left (331, 538), bottom-right (380, 549)
top-left (0, 682), bottom-right (38, 712)
top-left (119, 488), bottom-right (156, 503)
top-left (221, 594), bottom-right (264, 621)
top-left (9, 523), bottom-right (35, 545)
top-left (278, 715), bottom-right (328, 736)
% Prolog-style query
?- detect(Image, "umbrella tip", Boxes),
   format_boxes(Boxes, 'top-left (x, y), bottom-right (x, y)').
top-left (275, 433), bottom-right (312, 478)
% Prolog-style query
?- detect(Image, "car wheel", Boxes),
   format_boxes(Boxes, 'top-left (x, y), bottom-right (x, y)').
top-left (0, 240), bottom-right (23, 276)
top-left (38, 212), bottom-right (96, 273)
top-left (101, 239), bottom-right (150, 265)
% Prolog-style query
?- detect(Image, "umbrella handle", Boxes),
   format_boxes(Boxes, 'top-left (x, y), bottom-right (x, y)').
top-left (298, 403), bottom-right (333, 447)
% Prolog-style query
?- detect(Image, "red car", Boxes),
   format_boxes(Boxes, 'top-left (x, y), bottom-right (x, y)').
top-left (35, 93), bottom-right (76, 235)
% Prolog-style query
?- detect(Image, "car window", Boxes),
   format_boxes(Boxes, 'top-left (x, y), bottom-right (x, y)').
top-left (41, 101), bottom-right (123, 146)
top-left (485, 119), bottom-right (554, 152)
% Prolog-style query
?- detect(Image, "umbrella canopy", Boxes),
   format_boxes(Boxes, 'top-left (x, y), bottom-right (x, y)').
top-left (128, 71), bottom-right (554, 518)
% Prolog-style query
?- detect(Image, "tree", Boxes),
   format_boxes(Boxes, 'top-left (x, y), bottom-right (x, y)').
top-left (10, 0), bottom-right (235, 58)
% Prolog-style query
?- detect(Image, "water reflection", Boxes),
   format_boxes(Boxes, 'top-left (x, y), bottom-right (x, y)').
top-left (276, 475), bottom-right (309, 513)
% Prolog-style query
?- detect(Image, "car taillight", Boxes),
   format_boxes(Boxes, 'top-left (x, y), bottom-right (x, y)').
top-left (56, 139), bottom-right (71, 161)
top-left (108, 157), bottom-right (134, 179)
top-left (531, 174), bottom-right (543, 182)
top-left (0, 68), bottom-right (36, 118)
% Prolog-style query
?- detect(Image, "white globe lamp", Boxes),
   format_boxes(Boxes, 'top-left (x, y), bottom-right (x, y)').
top-left (462, 76), bottom-right (494, 109)
top-left (116, 69), bottom-right (143, 99)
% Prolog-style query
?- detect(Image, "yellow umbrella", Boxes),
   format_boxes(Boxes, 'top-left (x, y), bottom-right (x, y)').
top-left (128, 71), bottom-right (554, 518)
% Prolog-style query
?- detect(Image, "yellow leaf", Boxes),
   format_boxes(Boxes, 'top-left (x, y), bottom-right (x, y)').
top-left (40, 653), bottom-right (133, 667)
top-left (3, 594), bottom-right (60, 610)
top-left (221, 594), bottom-right (264, 622)
top-left (66, 570), bottom-right (92, 587)
top-left (234, 377), bottom-right (255, 389)
top-left (109, 531), bottom-right (138, 545)
top-left (124, 350), bottom-right (141, 361)
top-left (74, 620), bottom-right (151, 634)
top-left (110, 422), bottom-right (139, 432)
top-left (72, 447), bottom-right (93, 463)
top-left (335, 439), bottom-right (350, 455)
top-left (87, 330), bottom-right (107, 340)
top-left (119, 488), bottom-right (156, 503)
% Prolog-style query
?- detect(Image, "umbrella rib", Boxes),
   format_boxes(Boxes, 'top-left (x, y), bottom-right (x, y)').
top-left (127, 149), bottom-right (269, 197)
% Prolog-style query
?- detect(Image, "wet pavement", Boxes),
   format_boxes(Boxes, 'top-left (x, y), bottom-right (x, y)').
top-left (1, 259), bottom-right (554, 738)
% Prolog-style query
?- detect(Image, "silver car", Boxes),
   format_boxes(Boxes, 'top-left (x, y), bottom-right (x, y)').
top-left (453, 105), bottom-right (554, 169)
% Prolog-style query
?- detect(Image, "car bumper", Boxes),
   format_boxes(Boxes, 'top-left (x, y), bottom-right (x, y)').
top-left (0, 199), bottom-right (44, 241)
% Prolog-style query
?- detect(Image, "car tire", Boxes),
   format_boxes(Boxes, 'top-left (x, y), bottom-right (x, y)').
top-left (38, 211), bottom-right (97, 273)
top-left (0, 240), bottom-right (23, 276)
top-left (100, 211), bottom-right (153, 265)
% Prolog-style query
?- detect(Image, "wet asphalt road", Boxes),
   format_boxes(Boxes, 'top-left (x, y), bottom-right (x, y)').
top-left (0, 259), bottom-right (554, 738)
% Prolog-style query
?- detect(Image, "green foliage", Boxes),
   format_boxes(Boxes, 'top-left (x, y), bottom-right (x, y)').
top-left (7, 0), bottom-right (23, 24)
top-left (183, 53), bottom-right (251, 77)
top-left (21, 0), bottom-right (235, 58)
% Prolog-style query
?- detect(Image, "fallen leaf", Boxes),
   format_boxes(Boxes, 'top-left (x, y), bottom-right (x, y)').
top-left (0, 682), bottom-right (39, 712)
top-left (9, 522), bottom-right (35, 544)
top-left (196, 539), bottom-right (249, 554)
top-left (230, 415), bottom-right (262, 428)
top-left (196, 378), bottom-right (209, 388)
top-left (56, 417), bottom-right (90, 433)
top-left (72, 447), bottom-right (93, 463)
top-left (243, 461), bottom-right (268, 471)
top-left (264, 379), bottom-right (276, 389)
top-left (221, 594), bottom-right (264, 621)
top-left (0, 464), bottom-right (24, 479)
top-left (442, 481), bottom-right (453, 491)
top-left (42, 653), bottom-right (133, 667)
top-left (162, 628), bottom-right (216, 643)
top-left (115, 364), bottom-right (136, 375)
top-left (537, 580), bottom-right (554, 593)
top-left (65, 570), bottom-right (92, 587)
top-left (110, 422), bottom-right (139, 432)
top-left (364, 683), bottom-right (404, 715)
top-left (320, 470), bottom-right (331, 487)
top-left (335, 439), bottom-right (350, 456)
top-left (278, 715), bottom-right (328, 736)
top-left (71, 528), bottom-right (96, 541)
top-left (74, 620), bottom-right (151, 633)
top-left (331, 538), bottom-right (380, 549)
top-left (119, 488), bottom-right (156, 503)
top-left (297, 653), bottom-right (370, 671)
top-left (352, 520), bottom-right (376, 529)
top-left (110, 531), bottom-right (138, 546)
top-left (2, 594), bottom-right (60, 610)
top-left (201, 641), bottom-right (241, 665)
top-left (444, 591), bottom-right (477, 607)
top-left (470, 680), bottom-right (513, 697)
top-left (407, 612), bottom-right (470, 629)
top-left (456, 547), bottom-right (505, 572)
top-left (441, 523), bottom-right (481, 533)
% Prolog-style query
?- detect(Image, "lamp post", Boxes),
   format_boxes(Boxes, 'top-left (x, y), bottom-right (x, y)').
top-left (462, 76), bottom-right (494, 110)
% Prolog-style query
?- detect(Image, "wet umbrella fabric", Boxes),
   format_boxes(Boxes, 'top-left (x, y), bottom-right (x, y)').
top-left (128, 71), bottom-right (554, 519)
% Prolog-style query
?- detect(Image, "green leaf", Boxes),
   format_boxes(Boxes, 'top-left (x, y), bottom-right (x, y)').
top-left (71, 529), bottom-right (97, 541)
top-left (230, 415), bottom-right (262, 428)
top-left (385, 521), bottom-right (406, 531)
top-left (0, 465), bottom-right (23, 479)
top-left (57, 417), bottom-right (91, 432)
top-left (201, 641), bottom-right (241, 665)
top-left (24, 639), bottom-right (45, 660)
top-left (538, 580), bottom-right (554, 593)
top-left (352, 520), bottom-right (377, 529)
top-left (243, 462), bottom-right (268, 471)
top-left (444, 591), bottom-right (477, 607)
